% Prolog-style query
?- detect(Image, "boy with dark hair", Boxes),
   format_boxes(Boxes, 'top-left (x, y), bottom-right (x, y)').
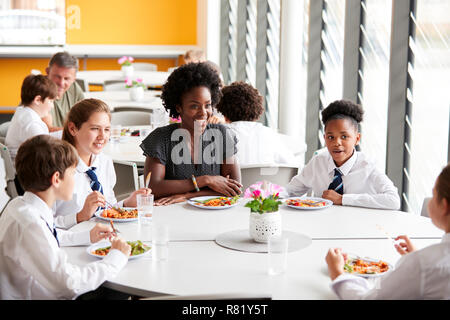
top-left (0, 135), bottom-right (130, 299)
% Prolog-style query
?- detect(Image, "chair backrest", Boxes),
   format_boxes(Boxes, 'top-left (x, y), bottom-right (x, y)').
top-left (113, 160), bottom-right (139, 201)
top-left (240, 164), bottom-right (299, 191)
top-left (75, 78), bottom-right (90, 92)
top-left (421, 197), bottom-right (431, 217)
top-left (133, 62), bottom-right (157, 71)
top-left (0, 143), bottom-right (18, 199)
top-left (111, 109), bottom-right (152, 126)
top-left (103, 80), bottom-right (127, 91)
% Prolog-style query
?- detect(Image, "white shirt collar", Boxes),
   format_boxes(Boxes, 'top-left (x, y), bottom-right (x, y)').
top-left (22, 191), bottom-right (54, 227)
top-left (76, 154), bottom-right (100, 173)
top-left (327, 149), bottom-right (358, 176)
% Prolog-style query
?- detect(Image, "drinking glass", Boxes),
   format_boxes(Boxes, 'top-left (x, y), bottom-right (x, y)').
top-left (267, 236), bottom-right (289, 275)
top-left (152, 223), bottom-right (169, 261)
top-left (110, 125), bottom-right (122, 143)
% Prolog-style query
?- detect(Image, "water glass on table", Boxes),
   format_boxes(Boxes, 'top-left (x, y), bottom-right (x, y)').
top-left (267, 236), bottom-right (289, 275)
top-left (152, 223), bottom-right (169, 261)
top-left (137, 194), bottom-right (153, 240)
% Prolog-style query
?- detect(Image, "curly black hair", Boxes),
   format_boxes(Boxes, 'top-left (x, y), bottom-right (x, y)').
top-left (161, 62), bottom-right (223, 118)
top-left (321, 100), bottom-right (364, 130)
top-left (216, 81), bottom-right (264, 122)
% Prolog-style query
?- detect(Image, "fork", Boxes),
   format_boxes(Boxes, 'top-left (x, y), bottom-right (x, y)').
top-left (109, 220), bottom-right (121, 234)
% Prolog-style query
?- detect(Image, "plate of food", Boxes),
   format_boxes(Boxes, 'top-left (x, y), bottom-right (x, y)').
top-left (284, 197), bottom-right (333, 210)
top-left (343, 256), bottom-right (393, 278)
top-left (87, 240), bottom-right (151, 260)
top-left (95, 207), bottom-right (139, 222)
top-left (187, 196), bottom-right (240, 210)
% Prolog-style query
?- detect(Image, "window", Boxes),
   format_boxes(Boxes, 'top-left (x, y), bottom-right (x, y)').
top-left (407, 0), bottom-right (450, 214)
top-left (0, 0), bottom-right (65, 45)
top-left (358, 0), bottom-right (392, 172)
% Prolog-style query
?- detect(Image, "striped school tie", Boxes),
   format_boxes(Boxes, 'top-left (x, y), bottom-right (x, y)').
top-left (328, 168), bottom-right (344, 195)
top-left (46, 222), bottom-right (60, 247)
top-left (85, 167), bottom-right (103, 194)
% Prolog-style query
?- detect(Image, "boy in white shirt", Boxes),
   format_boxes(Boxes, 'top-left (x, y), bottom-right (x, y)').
top-left (326, 163), bottom-right (450, 299)
top-left (6, 74), bottom-right (62, 165)
top-left (0, 135), bottom-right (131, 299)
top-left (286, 100), bottom-right (400, 210)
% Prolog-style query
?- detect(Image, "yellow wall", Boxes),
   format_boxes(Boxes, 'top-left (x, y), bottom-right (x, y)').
top-left (0, 0), bottom-right (197, 108)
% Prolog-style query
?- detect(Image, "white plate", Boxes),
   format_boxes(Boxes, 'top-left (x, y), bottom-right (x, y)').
top-left (95, 207), bottom-right (138, 222)
top-left (344, 256), bottom-right (394, 278)
top-left (187, 196), bottom-right (240, 210)
top-left (86, 241), bottom-right (151, 260)
top-left (284, 197), bottom-right (333, 210)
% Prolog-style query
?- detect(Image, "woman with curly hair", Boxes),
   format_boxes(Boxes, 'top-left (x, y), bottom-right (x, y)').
top-left (216, 81), bottom-right (300, 166)
top-left (286, 99), bottom-right (400, 210)
top-left (140, 62), bottom-right (242, 205)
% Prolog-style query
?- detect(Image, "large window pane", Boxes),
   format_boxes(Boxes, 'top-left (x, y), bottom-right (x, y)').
top-left (408, 0), bottom-right (450, 214)
top-left (359, 0), bottom-right (392, 172)
top-left (0, 0), bottom-right (65, 45)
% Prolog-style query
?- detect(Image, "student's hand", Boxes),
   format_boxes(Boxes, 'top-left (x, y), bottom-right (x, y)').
top-left (110, 237), bottom-right (131, 257)
top-left (205, 175), bottom-right (242, 197)
top-left (77, 191), bottom-right (105, 223)
top-left (90, 223), bottom-right (115, 243)
top-left (155, 193), bottom-right (188, 206)
top-left (322, 190), bottom-right (343, 205)
top-left (325, 248), bottom-right (347, 281)
top-left (208, 115), bottom-right (225, 124)
top-left (394, 235), bottom-right (417, 255)
top-left (123, 188), bottom-right (152, 207)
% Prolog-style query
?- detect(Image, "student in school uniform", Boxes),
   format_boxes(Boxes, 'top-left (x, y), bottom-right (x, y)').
top-left (326, 163), bottom-right (450, 299)
top-left (0, 135), bottom-right (131, 300)
top-left (286, 100), bottom-right (400, 210)
top-left (53, 98), bottom-right (151, 229)
top-left (6, 74), bottom-right (61, 166)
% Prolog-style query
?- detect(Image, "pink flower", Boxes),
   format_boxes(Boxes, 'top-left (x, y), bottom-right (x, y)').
top-left (252, 190), bottom-right (261, 198)
top-left (136, 78), bottom-right (143, 83)
top-left (125, 77), bottom-right (133, 86)
top-left (118, 56), bottom-right (127, 65)
top-left (128, 56), bottom-right (134, 62)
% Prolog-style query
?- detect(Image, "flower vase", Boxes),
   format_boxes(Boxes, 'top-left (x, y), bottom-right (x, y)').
top-left (129, 86), bottom-right (144, 102)
top-left (249, 211), bottom-right (282, 243)
top-left (121, 65), bottom-right (134, 78)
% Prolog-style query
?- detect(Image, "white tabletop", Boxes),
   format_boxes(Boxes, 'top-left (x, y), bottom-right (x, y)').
top-left (77, 70), bottom-right (170, 86)
top-left (103, 135), bottom-right (146, 166)
top-left (63, 236), bottom-right (441, 299)
top-left (65, 202), bottom-right (443, 299)
top-left (84, 91), bottom-right (164, 111)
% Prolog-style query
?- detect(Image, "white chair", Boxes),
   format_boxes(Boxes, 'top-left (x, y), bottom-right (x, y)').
top-left (113, 160), bottom-right (139, 202)
top-left (133, 62), bottom-right (157, 71)
top-left (111, 108), bottom-right (153, 126)
top-left (103, 80), bottom-right (127, 91)
top-left (168, 66), bottom-right (177, 73)
top-left (421, 197), bottom-right (431, 217)
top-left (0, 143), bottom-right (18, 199)
top-left (240, 164), bottom-right (299, 191)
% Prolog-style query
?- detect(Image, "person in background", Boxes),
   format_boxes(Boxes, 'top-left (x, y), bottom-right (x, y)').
top-left (54, 99), bottom-right (151, 229)
top-left (286, 100), bottom-right (400, 210)
top-left (184, 49), bottom-right (206, 64)
top-left (140, 62), bottom-right (242, 206)
top-left (42, 51), bottom-right (85, 131)
top-left (216, 81), bottom-right (300, 166)
top-left (6, 74), bottom-right (60, 166)
top-left (326, 162), bottom-right (450, 299)
top-left (0, 135), bottom-right (130, 299)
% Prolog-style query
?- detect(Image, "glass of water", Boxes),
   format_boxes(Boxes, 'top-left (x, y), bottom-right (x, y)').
top-left (137, 194), bottom-right (153, 241)
top-left (267, 236), bottom-right (289, 275)
top-left (110, 125), bottom-right (122, 143)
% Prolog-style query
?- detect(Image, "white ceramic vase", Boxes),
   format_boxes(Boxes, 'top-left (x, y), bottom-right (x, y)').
top-left (121, 65), bottom-right (134, 78)
top-left (129, 86), bottom-right (144, 101)
top-left (249, 211), bottom-right (282, 243)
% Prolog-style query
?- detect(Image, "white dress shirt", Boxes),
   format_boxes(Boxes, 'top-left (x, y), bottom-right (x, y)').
top-left (227, 121), bottom-right (305, 166)
top-left (331, 233), bottom-right (450, 299)
top-left (54, 153), bottom-right (123, 229)
top-left (5, 106), bottom-right (62, 165)
top-left (286, 149), bottom-right (400, 210)
top-left (0, 192), bottom-right (128, 300)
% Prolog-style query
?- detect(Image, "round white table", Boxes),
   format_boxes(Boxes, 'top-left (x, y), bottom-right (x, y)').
top-left (65, 202), bottom-right (443, 299)
top-left (84, 91), bottom-right (164, 111)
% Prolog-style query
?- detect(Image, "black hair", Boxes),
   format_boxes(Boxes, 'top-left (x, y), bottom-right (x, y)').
top-left (160, 62), bottom-right (223, 118)
top-left (321, 100), bottom-right (364, 131)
